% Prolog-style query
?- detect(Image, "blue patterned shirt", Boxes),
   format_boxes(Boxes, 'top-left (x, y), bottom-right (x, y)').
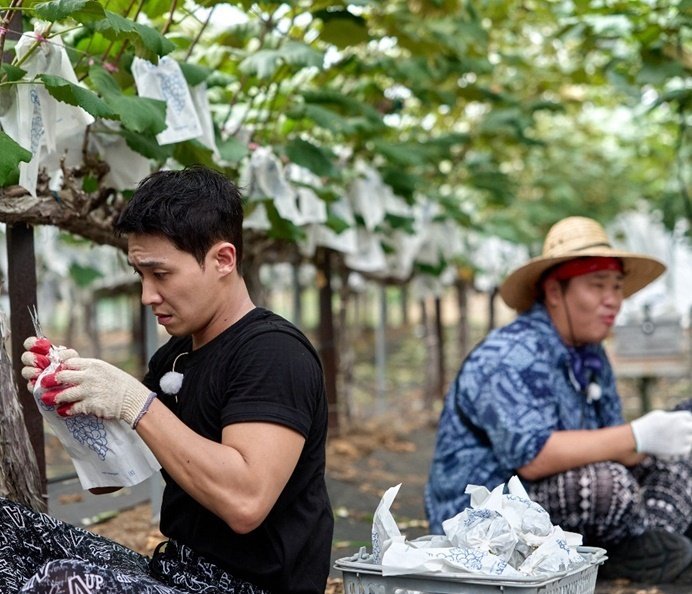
top-left (424, 303), bottom-right (624, 533)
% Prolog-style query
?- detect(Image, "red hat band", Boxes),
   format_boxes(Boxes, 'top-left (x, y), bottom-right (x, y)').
top-left (548, 257), bottom-right (624, 282)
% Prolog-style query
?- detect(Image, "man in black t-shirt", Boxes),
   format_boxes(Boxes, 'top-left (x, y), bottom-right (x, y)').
top-left (15, 166), bottom-right (333, 594)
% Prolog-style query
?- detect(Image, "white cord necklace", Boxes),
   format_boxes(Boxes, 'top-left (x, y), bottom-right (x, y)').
top-left (562, 294), bottom-right (601, 404)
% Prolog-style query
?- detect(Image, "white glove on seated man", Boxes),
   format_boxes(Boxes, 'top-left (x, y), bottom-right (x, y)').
top-left (21, 336), bottom-right (79, 393)
top-left (631, 410), bottom-right (692, 458)
top-left (40, 358), bottom-right (155, 428)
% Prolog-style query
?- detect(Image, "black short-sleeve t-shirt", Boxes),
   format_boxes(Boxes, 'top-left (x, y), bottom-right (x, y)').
top-left (143, 308), bottom-right (333, 594)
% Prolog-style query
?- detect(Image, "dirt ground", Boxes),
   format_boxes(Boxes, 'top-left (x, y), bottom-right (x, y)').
top-left (69, 414), bottom-right (689, 594)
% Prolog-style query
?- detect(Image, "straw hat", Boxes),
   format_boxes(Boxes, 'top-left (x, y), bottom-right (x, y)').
top-left (499, 216), bottom-right (666, 312)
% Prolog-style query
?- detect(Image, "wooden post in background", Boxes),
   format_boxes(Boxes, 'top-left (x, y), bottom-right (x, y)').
top-left (7, 223), bottom-right (45, 494)
top-left (316, 248), bottom-right (339, 432)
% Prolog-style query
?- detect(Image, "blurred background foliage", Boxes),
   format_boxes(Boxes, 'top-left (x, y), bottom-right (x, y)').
top-left (0, 0), bottom-right (688, 269)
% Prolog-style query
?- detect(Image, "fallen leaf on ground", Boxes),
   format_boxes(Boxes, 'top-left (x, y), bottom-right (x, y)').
top-left (58, 493), bottom-right (83, 505)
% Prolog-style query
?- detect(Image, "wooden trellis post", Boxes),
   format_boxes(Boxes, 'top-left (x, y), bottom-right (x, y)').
top-left (6, 223), bottom-right (46, 497)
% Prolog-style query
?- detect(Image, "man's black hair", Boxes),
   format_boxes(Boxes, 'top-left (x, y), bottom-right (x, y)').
top-left (536, 263), bottom-right (571, 304)
top-left (115, 166), bottom-right (245, 273)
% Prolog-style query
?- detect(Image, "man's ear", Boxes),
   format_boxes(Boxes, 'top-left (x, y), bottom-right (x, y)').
top-left (212, 242), bottom-right (237, 275)
top-left (543, 277), bottom-right (562, 308)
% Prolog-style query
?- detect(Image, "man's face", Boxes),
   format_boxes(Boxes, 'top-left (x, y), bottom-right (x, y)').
top-left (127, 233), bottom-right (221, 345)
top-left (547, 270), bottom-right (625, 345)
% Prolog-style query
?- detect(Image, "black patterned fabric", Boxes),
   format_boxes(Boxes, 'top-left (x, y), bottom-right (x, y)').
top-left (525, 399), bottom-right (692, 546)
top-left (525, 454), bottom-right (692, 546)
top-left (0, 498), bottom-right (268, 594)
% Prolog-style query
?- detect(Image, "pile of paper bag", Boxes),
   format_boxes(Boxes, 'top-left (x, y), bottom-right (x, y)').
top-left (372, 477), bottom-right (585, 578)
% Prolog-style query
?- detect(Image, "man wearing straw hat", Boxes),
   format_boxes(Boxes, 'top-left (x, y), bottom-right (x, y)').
top-left (425, 216), bottom-right (692, 583)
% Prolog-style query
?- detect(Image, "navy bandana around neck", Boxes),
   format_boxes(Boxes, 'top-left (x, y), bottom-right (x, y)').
top-left (567, 346), bottom-right (603, 392)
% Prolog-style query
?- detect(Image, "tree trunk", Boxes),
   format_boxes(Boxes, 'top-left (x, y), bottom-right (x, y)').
top-left (336, 272), bottom-right (354, 423)
top-left (316, 248), bottom-right (339, 432)
top-left (291, 260), bottom-right (303, 329)
top-left (6, 223), bottom-right (46, 496)
top-left (375, 284), bottom-right (388, 414)
top-left (0, 314), bottom-right (46, 512)
top-left (434, 296), bottom-right (445, 400)
top-left (456, 277), bottom-right (469, 360)
top-left (421, 298), bottom-right (435, 410)
top-left (400, 285), bottom-right (409, 327)
top-left (487, 286), bottom-right (499, 333)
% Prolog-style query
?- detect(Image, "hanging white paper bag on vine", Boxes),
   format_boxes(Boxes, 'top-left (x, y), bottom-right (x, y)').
top-left (89, 120), bottom-right (152, 191)
top-left (189, 82), bottom-right (219, 158)
top-left (0, 29), bottom-right (94, 196)
top-left (131, 56), bottom-right (203, 145)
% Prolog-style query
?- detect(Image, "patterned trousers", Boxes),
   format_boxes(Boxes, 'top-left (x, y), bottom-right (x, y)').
top-left (526, 400), bottom-right (692, 546)
top-left (0, 498), bottom-right (269, 594)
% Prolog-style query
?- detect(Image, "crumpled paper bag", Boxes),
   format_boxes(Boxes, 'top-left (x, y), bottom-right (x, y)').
top-left (463, 478), bottom-right (584, 575)
top-left (34, 344), bottom-right (160, 490)
top-left (371, 478), bottom-right (587, 578)
top-left (382, 538), bottom-right (521, 577)
top-left (466, 480), bottom-right (553, 546)
top-left (372, 483), bottom-right (402, 563)
top-left (373, 484), bottom-right (520, 577)
top-left (518, 526), bottom-right (585, 575)
top-left (442, 508), bottom-right (518, 562)
top-left (466, 477), bottom-right (582, 549)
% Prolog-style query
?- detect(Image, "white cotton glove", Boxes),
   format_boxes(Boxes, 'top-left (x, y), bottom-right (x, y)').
top-left (39, 357), bottom-right (154, 428)
top-left (630, 410), bottom-right (692, 458)
top-left (20, 336), bottom-right (79, 394)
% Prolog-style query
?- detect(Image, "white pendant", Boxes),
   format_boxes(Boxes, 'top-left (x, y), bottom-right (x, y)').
top-left (160, 371), bottom-right (184, 395)
top-left (587, 382), bottom-right (602, 403)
